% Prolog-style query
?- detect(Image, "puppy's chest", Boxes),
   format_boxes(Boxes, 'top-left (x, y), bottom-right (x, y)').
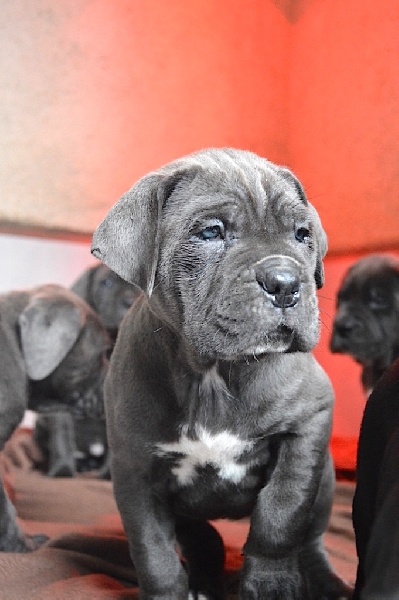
top-left (155, 424), bottom-right (271, 487)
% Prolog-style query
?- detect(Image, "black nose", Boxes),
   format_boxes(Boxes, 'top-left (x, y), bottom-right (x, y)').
top-left (122, 292), bottom-right (136, 309)
top-left (256, 264), bottom-right (301, 309)
top-left (333, 315), bottom-right (361, 338)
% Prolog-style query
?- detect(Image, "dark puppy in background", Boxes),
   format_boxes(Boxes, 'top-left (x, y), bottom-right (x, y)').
top-left (352, 358), bottom-right (399, 599)
top-left (0, 284), bottom-right (109, 552)
top-left (330, 254), bottom-right (399, 393)
top-left (34, 264), bottom-right (138, 477)
top-left (71, 262), bottom-right (139, 345)
top-left (92, 148), bottom-right (351, 599)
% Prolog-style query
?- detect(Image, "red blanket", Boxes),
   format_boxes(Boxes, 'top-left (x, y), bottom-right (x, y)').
top-left (0, 466), bottom-right (357, 599)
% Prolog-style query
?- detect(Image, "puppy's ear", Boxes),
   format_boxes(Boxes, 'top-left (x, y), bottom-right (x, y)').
top-left (279, 168), bottom-right (327, 289)
top-left (308, 203), bottom-right (328, 289)
top-left (19, 293), bottom-right (85, 380)
top-left (91, 168), bottom-right (192, 296)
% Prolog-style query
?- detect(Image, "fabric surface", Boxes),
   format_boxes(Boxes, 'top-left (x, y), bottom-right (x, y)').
top-left (0, 468), bottom-right (358, 599)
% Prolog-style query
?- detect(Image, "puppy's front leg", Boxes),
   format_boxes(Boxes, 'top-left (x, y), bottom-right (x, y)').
top-left (113, 468), bottom-right (188, 599)
top-left (240, 408), bottom-right (334, 600)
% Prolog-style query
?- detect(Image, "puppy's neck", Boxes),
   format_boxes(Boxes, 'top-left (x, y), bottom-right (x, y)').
top-left (173, 363), bottom-right (238, 435)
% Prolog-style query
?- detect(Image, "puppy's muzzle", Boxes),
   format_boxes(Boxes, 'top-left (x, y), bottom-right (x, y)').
top-left (331, 314), bottom-right (364, 351)
top-left (255, 256), bottom-right (301, 309)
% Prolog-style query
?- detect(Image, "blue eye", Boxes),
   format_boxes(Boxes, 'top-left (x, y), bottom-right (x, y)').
top-left (295, 227), bottom-right (310, 243)
top-left (198, 224), bottom-right (225, 241)
top-left (101, 277), bottom-right (114, 288)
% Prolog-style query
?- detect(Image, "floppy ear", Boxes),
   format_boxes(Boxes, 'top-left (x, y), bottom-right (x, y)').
top-left (308, 203), bottom-right (328, 289)
top-left (278, 167), bottom-right (327, 289)
top-left (91, 166), bottom-right (195, 296)
top-left (19, 293), bottom-right (85, 380)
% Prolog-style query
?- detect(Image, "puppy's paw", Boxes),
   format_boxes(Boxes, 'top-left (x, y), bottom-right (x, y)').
top-left (1, 533), bottom-right (48, 553)
top-left (240, 555), bottom-right (305, 600)
top-left (307, 577), bottom-right (353, 600)
top-left (46, 460), bottom-right (75, 478)
top-left (22, 533), bottom-right (49, 552)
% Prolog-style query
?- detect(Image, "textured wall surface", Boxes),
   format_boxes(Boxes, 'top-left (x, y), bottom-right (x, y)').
top-left (288, 1), bottom-right (399, 253)
top-left (0, 0), bottom-right (288, 235)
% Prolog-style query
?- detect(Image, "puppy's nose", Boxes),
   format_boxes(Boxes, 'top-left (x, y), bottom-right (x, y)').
top-left (122, 291), bottom-right (136, 309)
top-left (333, 315), bottom-right (361, 338)
top-left (256, 265), bottom-right (300, 308)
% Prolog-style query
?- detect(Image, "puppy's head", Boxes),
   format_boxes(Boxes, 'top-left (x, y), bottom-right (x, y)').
top-left (92, 149), bottom-right (327, 360)
top-left (330, 255), bottom-right (399, 368)
top-left (20, 285), bottom-right (110, 405)
top-left (72, 264), bottom-right (140, 340)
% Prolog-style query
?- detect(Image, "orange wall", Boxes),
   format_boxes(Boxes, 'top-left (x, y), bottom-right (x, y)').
top-left (288, 0), bottom-right (399, 254)
top-left (0, 0), bottom-right (289, 234)
top-left (1, 1), bottom-right (398, 253)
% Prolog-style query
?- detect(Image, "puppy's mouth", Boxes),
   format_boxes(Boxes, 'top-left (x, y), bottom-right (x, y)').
top-left (243, 325), bottom-right (297, 356)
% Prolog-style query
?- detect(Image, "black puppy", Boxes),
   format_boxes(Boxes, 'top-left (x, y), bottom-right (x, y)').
top-left (330, 254), bottom-right (399, 392)
top-left (0, 284), bottom-right (109, 551)
top-left (352, 358), bottom-right (399, 599)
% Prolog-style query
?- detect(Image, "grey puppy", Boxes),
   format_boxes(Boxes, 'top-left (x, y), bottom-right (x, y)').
top-left (71, 263), bottom-right (139, 344)
top-left (330, 255), bottom-right (399, 393)
top-left (34, 265), bottom-right (138, 478)
top-left (0, 284), bottom-right (109, 552)
top-left (92, 149), bottom-right (351, 599)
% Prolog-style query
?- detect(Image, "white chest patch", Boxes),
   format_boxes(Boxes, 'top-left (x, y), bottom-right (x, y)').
top-left (156, 425), bottom-right (254, 486)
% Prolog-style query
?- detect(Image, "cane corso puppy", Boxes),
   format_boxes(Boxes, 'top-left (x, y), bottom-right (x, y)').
top-left (330, 255), bottom-right (399, 393)
top-left (0, 284), bottom-right (110, 551)
top-left (91, 149), bottom-right (351, 599)
top-left (71, 263), bottom-right (139, 345)
top-left (33, 264), bottom-right (136, 478)
top-left (69, 264), bottom-right (138, 475)
top-left (352, 358), bottom-right (399, 599)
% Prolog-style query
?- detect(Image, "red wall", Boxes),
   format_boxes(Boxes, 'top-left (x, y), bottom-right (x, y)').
top-left (288, 0), bottom-right (399, 254)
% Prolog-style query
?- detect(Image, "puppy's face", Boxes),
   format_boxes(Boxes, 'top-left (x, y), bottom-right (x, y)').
top-left (92, 149), bottom-right (327, 361)
top-left (91, 265), bottom-right (139, 333)
top-left (330, 256), bottom-right (399, 367)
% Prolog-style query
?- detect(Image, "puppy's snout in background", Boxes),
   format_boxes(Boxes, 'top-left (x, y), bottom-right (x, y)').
top-left (122, 289), bottom-right (136, 310)
top-left (330, 313), bottom-right (363, 349)
top-left (255, 257), bottom-right (301, 309)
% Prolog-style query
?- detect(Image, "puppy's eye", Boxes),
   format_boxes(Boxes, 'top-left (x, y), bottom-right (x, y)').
top-left (197, 223), bottom-right (225, 241)
top-left (295, 227), bottom-right (310, 243)
top-left (101, 277), bottom-right (114, 288)
top-left (368, 288), bottom-right (389, 311)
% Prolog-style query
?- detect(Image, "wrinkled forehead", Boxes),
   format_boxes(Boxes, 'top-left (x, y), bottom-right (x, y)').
top-left (165, 153), bottom-right (308, 224)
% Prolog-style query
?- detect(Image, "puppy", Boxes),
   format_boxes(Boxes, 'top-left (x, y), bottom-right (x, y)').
top-left (330, 255), bottom-right (399, 392)
top-left (33, 264), bottom-right (135, 478)
top-left (92, 148), bottom-right (351, 599)
top-left (71, 263), bottom-right (139, 345)
top-left (352, 358), bottom-right (399, 599)
top-left (70, 264), bottom-right (139, 476)
top-left (0, 284), bottom-right (109, 551)
top-left (33, 372), bottom-right (108, 478)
